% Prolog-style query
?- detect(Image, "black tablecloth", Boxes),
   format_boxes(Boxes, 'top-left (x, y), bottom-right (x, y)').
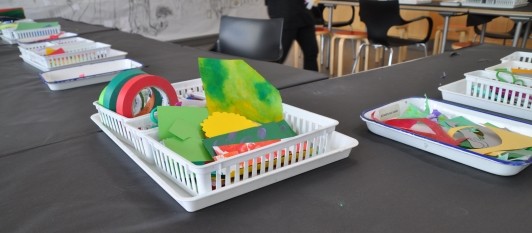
top-left (0, 20), bottom-right (327, 157)
top-left (2, 44), bottom-right (531, 233)
top-left (38, 17), bottom-right (117, 35)
top-left (81, 30), bottom-right (328, 89)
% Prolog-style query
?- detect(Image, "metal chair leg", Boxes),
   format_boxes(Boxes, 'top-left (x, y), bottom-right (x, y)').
top-left (419, 43), bottom-right (428, 57)
top-left (351, 42), bottom-right (368, 74)
top-left (387, 47), bottom-right (393, 66)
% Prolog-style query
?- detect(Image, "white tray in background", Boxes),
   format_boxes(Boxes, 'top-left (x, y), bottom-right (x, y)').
top-left (91, 113), bottom-right (358, 212)
top-left (16, 32), bottom-right (78, 44)
top-left (438, 78), bottom-right (532, 121)
top-left (0, 34), bottom-right (17, 44)
top-left (361, 97), bottom-right (532, 176)
top-left (485, 60), bottom-right (532, 75)
top-left (40, 59), bottom-right (143, 91)
top-left (461, 0), bottom-right (528, 8)
top-left (20, 49), bottom-right (128, 72)
top-left (500, 51), bottom-right (532, 63)
top-left (399, 0), bottom-right (432, 4)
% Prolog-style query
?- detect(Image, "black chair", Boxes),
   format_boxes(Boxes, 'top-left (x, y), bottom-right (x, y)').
top-left (311, 4), bottom-right (355, 28)
top-left (215, 15), bottom-right (284, 62)
top-left (468, 14), bottom-right (520, 45)
top-left (354, 0), bottom-right (433, 69)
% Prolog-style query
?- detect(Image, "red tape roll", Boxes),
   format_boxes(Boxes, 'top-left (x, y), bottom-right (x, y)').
top-left (116, 74), bottom-right (179, 118)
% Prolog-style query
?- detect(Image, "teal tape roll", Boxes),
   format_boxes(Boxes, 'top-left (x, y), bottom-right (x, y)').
top-left (102, 68), bottom-right (145, 111)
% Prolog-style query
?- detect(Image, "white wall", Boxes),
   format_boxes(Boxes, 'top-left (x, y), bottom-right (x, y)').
top-left (1, 0), bottom-right (269, 41)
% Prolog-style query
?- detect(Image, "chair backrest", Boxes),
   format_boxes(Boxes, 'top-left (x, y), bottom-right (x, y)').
top-left (311, 5), bottom-right (355, 28)
top-left (468, 15), bottom-right (517, 39)
top-left (217, 15), bottom-right (284, 62)
top-left (359, 0), bottom-right (404, 46)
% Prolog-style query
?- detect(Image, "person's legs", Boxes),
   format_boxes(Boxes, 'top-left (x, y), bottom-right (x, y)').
top-left (279, 28), bottom-right (297, 64)
top-left (296, 25), bottom-right (319, 71)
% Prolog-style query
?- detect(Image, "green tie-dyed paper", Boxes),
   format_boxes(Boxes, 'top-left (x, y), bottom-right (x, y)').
top-left (198, 58), bottom-right (283, 124)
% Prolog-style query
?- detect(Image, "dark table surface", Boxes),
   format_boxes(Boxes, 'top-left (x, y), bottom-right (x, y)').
top-left (38, 17), bottom-right (117, 35)
top-left (80, 30), bottom-right (328, 89)
top-left (0, 19), bottom-right (327, 157)
top-left (2, 44), bottom-right (531, 233)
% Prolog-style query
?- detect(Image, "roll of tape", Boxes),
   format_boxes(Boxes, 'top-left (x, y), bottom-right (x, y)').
top-left (116, 74), bottom-right (179, 118)
top-left (102, 69), bottom-right (145, 111)
top-left (98, 85), bottom-right (107, 106)
top-left (136, 90), bottom-right (156, 116)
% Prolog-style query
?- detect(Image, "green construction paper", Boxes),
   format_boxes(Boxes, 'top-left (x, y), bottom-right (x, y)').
top-left (158, 106), bottom-right (208, 140)
top-left (497, 149), bottom-right (532, 161)
top-left (0, 8), bottom-right (25, 20)
top-left (398, 103), bottom-right (427, 119)
top-left (198, 58), bottom-right (283, 124)
top-left (15, 22), bottom-right (58, 31)
top-left (447, 116), bottom-right (477, 127)
top-left (168, 117), bottom-right (204, 141)
top-left (0, 23), bottom-right (16, 30)
top-left (203, 120), bottom-right (297, 157)
top-left (163, 137), bottom-right (213, 165)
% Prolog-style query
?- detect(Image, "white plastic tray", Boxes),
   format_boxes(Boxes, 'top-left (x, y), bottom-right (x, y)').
top-left (40, 59), bottom-right (143, 91)
top-left (461, 0), bottom-right (528, 8)
top-left (21, 49), bottom-right (127, 72)
top-left (92, 113), bottom-right (358, 212)
top-left (361, 97), bottom-right (532, 176)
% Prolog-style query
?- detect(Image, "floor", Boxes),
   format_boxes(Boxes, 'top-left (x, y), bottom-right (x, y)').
top-left (302, 39), bottom-right (446, 78)
top-left (178, 37), bottom-right (457, 78)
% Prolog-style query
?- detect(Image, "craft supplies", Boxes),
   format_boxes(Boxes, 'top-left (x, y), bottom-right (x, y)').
top-left (362, 97), bottom-right (532, 176)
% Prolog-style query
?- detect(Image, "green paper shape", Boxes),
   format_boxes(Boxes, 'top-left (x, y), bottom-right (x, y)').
top-left (203, 120), bottom-right (297, 157)
top-left (398, 103), bottom-right (428, 119)
top-left (198, 58), bottom-right (283, 124)
top-left (163, 137), bottom-right (213, 165)
top-left (497, 149), bottom-right (532, 161)
top-left (158, 106), bottom-right (208, 140)
top-left (16, 22), bottom-right (58, 31)
top-left (168, 117), bottom-right (204, 141)
top-left (0, 8), bottom-right (25, 20)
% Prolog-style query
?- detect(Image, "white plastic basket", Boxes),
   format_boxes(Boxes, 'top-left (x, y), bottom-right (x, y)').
top-left (1, 27), bottom-right (15, 39)
top-left (0, 27), bottom-right (17, 44)
top-left (485, 61), bottom-right (532, 77)
top-left (0, 19), bottom-right (35, 43)
top-left (13, 24), bottom-right (60, 40)
top-left (95, 79), bottom-right (340, 196)
top-left (438, 70), bottom-right (532, 121)
top-left (18, 37), bottom-right (94, 57)
top-left (461, 0), bottom-right (528, 8)
top-left (138, 103), bottom-right (338, 196)
top-left (464, 70), bottom-right (532, 109)
top-left (93, 79), bottom-right (205, 160)
top-left (500, 51), bottom-right (532, 63)
top-left (20, 41), bottom-right (111, 70)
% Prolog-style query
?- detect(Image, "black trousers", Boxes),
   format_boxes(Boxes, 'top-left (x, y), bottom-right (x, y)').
top-left (280, 24), bottom-right (319, 71)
